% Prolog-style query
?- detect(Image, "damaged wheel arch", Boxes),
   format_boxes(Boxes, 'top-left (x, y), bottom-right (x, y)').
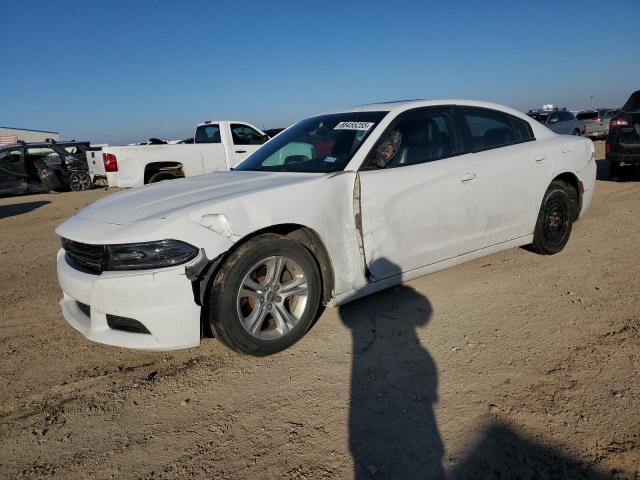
top-left (190, 223), bottom-right (335, 335)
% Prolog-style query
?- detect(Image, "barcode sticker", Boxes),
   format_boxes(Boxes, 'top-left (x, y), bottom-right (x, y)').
top-left (334, 122), bottom-right (374, 131)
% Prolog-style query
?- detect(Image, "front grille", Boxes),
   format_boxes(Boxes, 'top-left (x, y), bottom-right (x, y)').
top-left (62, 238), bottom-right (106, 274)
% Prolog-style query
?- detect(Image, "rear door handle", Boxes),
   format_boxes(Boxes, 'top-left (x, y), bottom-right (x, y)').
top-left (535, 154), bottom-right (546, 163)
top-left (235, 150), bottom-right (247, 154)
top-left (460, 172), bottom-right (476, 183)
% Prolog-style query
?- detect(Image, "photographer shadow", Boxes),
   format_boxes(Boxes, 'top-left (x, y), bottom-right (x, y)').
top-left (339, 258), bottom-right (444, 479)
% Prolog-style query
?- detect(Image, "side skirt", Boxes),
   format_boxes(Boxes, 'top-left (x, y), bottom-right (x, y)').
top-left (328, 235), bottom-right (533, 307)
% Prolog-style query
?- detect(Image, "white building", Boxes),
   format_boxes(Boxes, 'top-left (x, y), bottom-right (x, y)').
top-left (0, 126), bottom-right (59, 146)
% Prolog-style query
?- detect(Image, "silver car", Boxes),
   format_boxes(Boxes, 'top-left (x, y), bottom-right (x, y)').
top-left (527, 108), bottom-right (583, 135)
top-left (577, 109), bottom-right (619, 139)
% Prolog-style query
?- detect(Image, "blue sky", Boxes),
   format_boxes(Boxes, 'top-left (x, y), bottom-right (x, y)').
top-left (1, 0), bottom-right (639, 145)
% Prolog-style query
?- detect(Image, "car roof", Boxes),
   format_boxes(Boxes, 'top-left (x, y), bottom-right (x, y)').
top-left (332, 99), bottom-right (531, 119)
top-left (1, 140), bottom-right (90, 150)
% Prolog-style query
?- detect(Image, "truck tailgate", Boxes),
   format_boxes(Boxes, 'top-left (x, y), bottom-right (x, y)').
top-left (86, 149), bottom-right (105, 177)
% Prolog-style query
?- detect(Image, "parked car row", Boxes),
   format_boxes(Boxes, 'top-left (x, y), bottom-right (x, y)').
top-left (526, 105), bottom-right (622, 140)
top-left (55, 99), bottom-right (597, 355)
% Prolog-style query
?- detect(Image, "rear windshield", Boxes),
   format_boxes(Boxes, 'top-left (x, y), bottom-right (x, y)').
top-left (527, 112), bottom-right (549, 124)
top-left (195, 124), bottom-right (221, 143)
top-left (577, 111), bottom-right (598, 121)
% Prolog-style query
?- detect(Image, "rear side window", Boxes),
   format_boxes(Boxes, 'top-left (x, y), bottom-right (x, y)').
top-left (462, 108), bottom-right (533, 151)
top-left (195, 124), bottom-right (221, 143)
top-left (560, 111), bottom-right (575, 121)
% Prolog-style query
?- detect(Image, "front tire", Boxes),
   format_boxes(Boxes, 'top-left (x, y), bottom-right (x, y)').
top-left (209, 234), bottom-right (322, 356)
top-left (530, 181), bottom-right (575, 255)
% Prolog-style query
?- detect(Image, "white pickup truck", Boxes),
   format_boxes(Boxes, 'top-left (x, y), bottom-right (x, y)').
top-left (92, 121), bottom-right (269, 188)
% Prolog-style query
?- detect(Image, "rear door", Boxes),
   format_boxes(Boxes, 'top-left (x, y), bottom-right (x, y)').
top-left (458, 106), bottom-right (552, 245)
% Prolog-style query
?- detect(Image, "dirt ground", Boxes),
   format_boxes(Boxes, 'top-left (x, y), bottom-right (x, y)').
top-left (0, 142), bottom-right (638, 479)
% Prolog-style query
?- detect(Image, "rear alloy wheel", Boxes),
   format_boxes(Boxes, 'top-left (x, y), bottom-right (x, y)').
top-left (209, 234), bottom-right (322, 355)
top-left (69, 171), bottom-right (92, 191)
top-left (531, 181), bottom-right (575, 255)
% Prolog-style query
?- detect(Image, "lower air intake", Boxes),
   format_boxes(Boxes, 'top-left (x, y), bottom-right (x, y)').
top-left (106, 315), bottom-right (150, 334)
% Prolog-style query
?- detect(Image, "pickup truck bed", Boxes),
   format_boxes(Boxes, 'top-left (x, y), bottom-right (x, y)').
top-left (99, 121), bottom-right (267, 188)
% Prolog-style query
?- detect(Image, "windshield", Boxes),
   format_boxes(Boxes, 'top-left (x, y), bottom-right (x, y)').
top-left (235, 112), bottom-right (387, 173)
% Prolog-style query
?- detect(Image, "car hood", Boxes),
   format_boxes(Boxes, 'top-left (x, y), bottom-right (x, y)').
top-left (77, 171), bottom-right (328, 225)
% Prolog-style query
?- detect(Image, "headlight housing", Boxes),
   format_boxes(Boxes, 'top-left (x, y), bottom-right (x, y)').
top-left (107, 240), bottom-right (199, 270)
top-left (62, 238), bottom-right (199, 272)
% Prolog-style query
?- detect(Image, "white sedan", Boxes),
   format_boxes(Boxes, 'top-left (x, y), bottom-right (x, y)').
top-left (56, 100), bottom-right (596, 355)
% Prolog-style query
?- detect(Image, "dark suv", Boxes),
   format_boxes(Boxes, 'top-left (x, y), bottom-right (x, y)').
top-left (0, 140), bottom-right (94, 195)
top-left (606, 90), bottom-right (640, 178)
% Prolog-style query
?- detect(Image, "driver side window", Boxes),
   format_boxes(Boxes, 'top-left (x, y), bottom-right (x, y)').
top-left (365, 110), bottom-right (460, 169)
top-left (231, 124), bottom-right (267, 145)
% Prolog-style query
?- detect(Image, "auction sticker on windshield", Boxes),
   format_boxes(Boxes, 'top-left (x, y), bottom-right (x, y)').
top-left (334, 121), bottom-right (375, 130)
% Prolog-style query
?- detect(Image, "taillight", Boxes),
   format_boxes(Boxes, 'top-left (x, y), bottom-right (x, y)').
top-left (103, 153), bottom-right (118, 172)
top-left (609, 114), bottom-right (630, 132)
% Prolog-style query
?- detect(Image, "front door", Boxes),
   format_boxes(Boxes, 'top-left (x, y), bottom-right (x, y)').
top-left (227, 123), bottom-right (267, 167)
top-left (358, 107), bottom-right (481, 280)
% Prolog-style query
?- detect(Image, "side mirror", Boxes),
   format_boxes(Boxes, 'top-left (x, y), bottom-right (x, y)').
top-left (369, 130), bottom-right (402, 168)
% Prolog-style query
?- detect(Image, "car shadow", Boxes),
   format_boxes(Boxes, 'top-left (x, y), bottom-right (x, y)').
top-left (596, 159), bottom-right (640, 182)
top-left (339, 259), bottom-right (444, 479)
top-left (0, 200), bottom-right (50, 219)
top-left (449, 421), bottom-right (614, 479)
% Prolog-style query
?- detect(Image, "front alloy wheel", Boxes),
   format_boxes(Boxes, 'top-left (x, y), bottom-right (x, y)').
top-left (237, 256), bottom-right (309, 340)
top-left (209, 234), bottom-right (322, 355)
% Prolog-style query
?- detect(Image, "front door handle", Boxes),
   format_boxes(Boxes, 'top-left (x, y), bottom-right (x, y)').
top-left (235, 150), bottom-right (247, 154)
top-left (535, 154), bottom-right (546, 163)
top-left (460, 172), bottom-right (476, 183)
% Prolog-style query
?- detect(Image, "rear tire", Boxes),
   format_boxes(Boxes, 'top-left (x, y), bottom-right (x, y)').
top-left (208, 234), bottom-right (322, 356)
top-left (69, 171), bottom-right (92, 191)
top-left (609, 162), bottom-right (623, 180)
top-left (530, 181), bottom-right (575, 255)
